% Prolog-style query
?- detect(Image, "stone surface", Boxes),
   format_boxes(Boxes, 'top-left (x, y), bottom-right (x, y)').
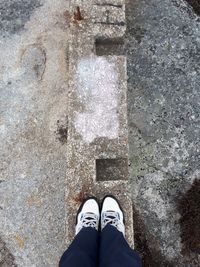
top-left (66, 0), bottom-right (134, 248)
top-left (0, 0), bottom-right (42, 35)
top-left (126, 0), bottom-right (200, 266)
top-left (0, 0), bottom-right (70, 266)
top-left (0, 0), bottom-right (200, 266)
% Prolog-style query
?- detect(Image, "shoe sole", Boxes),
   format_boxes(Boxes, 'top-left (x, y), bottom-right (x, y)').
top-left (75, 196), bottom-right (100, 225)
top-left (101, 194), bottom-right (125, 224)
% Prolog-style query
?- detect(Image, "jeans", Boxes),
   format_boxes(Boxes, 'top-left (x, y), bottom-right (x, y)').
top-left (59, 224), bottom-right (142, 267)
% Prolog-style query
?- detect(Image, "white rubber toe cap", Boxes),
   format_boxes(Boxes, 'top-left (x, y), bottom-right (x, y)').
top-left (80, 198), bottom-right (100, 216)
top-left (101, 197), bottom-right (124, 221)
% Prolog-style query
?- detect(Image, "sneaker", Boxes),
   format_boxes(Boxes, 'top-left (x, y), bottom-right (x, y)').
top-left (75, 197), bottom-right (100, 235)
top-left (101, 195), bottom-right (125, 236)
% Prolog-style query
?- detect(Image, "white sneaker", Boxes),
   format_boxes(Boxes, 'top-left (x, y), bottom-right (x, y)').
top-left (101, 195), bottom-right (125, 236)
top-left (75, 197), bottom-right (100, 235)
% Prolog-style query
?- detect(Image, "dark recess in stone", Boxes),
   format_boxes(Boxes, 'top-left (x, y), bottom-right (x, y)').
top-left (95, 37), bottom-right (125, 56)
top-left (0, 0), bottom-right (42, 34)
top-left (94, 3), bottom-right (123, 8)
top-left (96, 158), bottom-right (128, 181)
top-left (185, 0), bottom-right (200, 16)
top-left (94, 21), bottom-right (125, 26)
top-left (178, 179), bottom-right (200, 255)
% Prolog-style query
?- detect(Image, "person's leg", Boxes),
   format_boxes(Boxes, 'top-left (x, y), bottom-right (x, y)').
top-left (59, 227), bottom-right (99, 267)
top-left (59, 197), bottom-right (100, 267)
top-left (99, 196), bottom-right (142, 267)
top-left (99, 224), bottom-right (142, 267)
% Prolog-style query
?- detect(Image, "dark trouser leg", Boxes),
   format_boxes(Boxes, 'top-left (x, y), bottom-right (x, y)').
top-left (99, 224), bottom-right (142, 267)
top-left (59, 227), bottom-right (99, 267)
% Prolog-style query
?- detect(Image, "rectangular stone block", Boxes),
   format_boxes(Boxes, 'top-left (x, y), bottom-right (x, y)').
top-left (66, 0), bottom-right (133, 250)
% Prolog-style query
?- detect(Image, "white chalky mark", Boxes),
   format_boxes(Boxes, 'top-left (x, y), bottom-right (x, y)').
top-left (75, 56), bottom-right (119, 143)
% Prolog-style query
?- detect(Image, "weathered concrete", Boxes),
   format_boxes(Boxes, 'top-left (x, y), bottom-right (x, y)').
top-left (0, 0), bottom-right (70, 266)
top-left (0, 0), bottom-right (42, 35)
top-left (66, 0), bottom-right (134, 248)
top-left (126, 0), bottom-right (200, 266)
top-left (0, 0), bottom-right (200, 266)
top-left (0, 0), bottom-right (132, 265)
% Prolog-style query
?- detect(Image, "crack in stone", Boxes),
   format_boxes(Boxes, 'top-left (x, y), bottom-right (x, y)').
top-left (94, 3), bottom-right (123, 8)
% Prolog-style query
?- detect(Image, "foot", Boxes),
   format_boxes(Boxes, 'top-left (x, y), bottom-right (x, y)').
top-left (101, 195), bottom-right (125, 236)
top-left (75, 197), bottom-right (100, 235)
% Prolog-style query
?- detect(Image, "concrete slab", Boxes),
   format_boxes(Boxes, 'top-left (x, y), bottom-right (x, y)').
top-left (66, 0), bottom-right (134, 248)
top-left (0, 0), bottom-right (70, 266)
top-left (0, 0), bottom-right (133, 265)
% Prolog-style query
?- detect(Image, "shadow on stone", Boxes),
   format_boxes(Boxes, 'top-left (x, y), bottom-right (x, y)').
top-left (184, 0), bottom-right (200, 16)
top-left (0, 0), bottom-right (42, 34)
top-left (132, 205), bottom-right (175, 267)
top-left (177, 178), bottom-right (200, 255)
top-left (0, 237), bottom-right (16, 266)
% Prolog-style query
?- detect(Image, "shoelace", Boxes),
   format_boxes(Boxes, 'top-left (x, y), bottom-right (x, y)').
top-left (102, 211), bottom-right (120, 228)
top-left (79, 212), bottom-right (98, 229)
